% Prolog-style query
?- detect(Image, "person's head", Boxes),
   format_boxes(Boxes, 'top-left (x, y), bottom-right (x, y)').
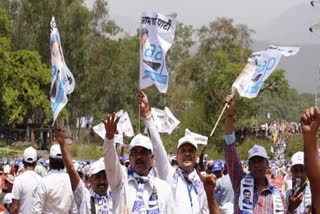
top-left (211, 160), bottom-right (223, 178)
top-left (128, 134), bottom-right (154, 176)
top-left (4, 174), bottom-right (14, 193)
top-left (49, 144), bottom-right (64, 170)
top-left (243, 189), bottom-right (251, 200)
top-left (77, 166), bottom-right (84, 180)
top-left (176, 136), bottom-right (198, 173)
top-left (88, 160), bottom-right (108, 195)
top-left (248, 145), bottom-right (269, 180)
top-left (140, 28), bottom-right (149, 47)
top-left (2, 193), bottom-right (12, 210)
top-left (290, 151), bottom-right (306, 181)
top-left (23, 146), bottom-right (37, 169)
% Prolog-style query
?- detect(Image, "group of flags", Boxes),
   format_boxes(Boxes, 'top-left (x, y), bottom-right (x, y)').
top-left (49, 13), bottom-right (300, 143)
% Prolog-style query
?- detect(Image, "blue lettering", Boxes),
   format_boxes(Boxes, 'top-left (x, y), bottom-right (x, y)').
top-left (144, 44), bottom-right (156, 57)
top-left (144, 70), bottom-right (168, 84)
top-left (51, 79), bottom-right (65, 112)
top-left (266, 57), bottom-right (276, 71)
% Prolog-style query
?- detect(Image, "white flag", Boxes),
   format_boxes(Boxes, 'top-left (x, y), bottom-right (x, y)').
top-left (93, 110), bottom-right (134, 140)
top-left (185, 128), bottom-right (208, 145)
top-left (50, 17), bottom-right (75, 125)
top-left (151, 107), bottom-right (180, 134)
top-left (232, 45), bottom-right (300, 98)
top-left (139, 12), bottom-right (176, 93)
top-left (93, 123), bottom-right (105, 140)
top-left (116, 110), bottom-right (135, 137)
top-left (92, 123), bottom-right (124, 144)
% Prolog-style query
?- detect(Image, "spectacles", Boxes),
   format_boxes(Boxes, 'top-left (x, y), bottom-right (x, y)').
top-left (129, 149), bottom-right (151, 157)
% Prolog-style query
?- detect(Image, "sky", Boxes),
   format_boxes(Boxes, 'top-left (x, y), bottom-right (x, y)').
top-left (103, 0), bottom-right (307, 37)
top-left (86, 0), bottom-right (320, 94)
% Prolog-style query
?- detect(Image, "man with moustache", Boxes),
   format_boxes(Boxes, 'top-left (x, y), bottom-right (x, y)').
top-left (103, 113), bottom-right (174, 213)
top-left (137, 90), bottom-right (209, 214)
top-left (223, 95), bottom-right (285, 214)
top-left (54, 128), bottom-right (112, 213)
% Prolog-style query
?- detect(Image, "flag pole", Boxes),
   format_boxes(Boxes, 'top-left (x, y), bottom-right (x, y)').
top-left (209, 103), bottom-right (227, 137)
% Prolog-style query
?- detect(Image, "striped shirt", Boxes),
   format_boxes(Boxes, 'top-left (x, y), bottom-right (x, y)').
top-left (224, 133), bottom-right (286, 214)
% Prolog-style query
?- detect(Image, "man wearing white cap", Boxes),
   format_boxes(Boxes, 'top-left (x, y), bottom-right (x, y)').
top-left (137, 91), bottom-right (209, 214)
top-left (31, 144), bottom-right (77, 214)
top-left (102, 113), bottom-right (174, 213)
top-left (10, 146), bottom-right (42, 214)
top-left (223, 95), bottom-right (285, 214)
top-left (2, 193), bottom-right (12, 214)
top-left (54, 127), bottom-right (112, 213)
top-left (285, 151), bottom-right (311, 213)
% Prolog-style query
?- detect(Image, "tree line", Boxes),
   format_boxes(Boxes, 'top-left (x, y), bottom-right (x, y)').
top-left (0, 0), bottom-right (314, 150)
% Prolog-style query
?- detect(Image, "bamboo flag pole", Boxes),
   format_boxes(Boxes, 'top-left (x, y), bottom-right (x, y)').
top-left (209, 103), bottom-right (228, 137)
top-left (138, 105), bottom-right (141, 134)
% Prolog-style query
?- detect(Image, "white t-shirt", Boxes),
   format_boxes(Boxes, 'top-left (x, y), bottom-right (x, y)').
top-left (12, 170), bottom-right (43, 214)
top-left (31, 169), bottom-right (77, 214)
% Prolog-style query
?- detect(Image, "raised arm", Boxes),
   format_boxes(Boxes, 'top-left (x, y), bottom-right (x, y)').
top-left (223, 95), bottom-right (245, 189)
top-left (203, 174), bottom-right (220, 214)
top-left (102, 113), bottom-right (125, 190)
top-left (300, 106), bottom-right (320, 213)
top-left (55, 127), bottom-right (79, 191)
top-left (137, 90), bottom-right (173, 180)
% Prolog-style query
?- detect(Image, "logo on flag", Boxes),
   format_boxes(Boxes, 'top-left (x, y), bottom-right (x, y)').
top-left (139, 12), bottom-right (176, 93)
top-left (151, 107), bottom-right (180, 134)
top-left (232, 45), bottom-right (300, 98)
top-left (50, 17), bottom-right (75, 125)
top-left (93, 110), bottom-right (135, 142)
top-left (185, 128), bottom-right (208, 145)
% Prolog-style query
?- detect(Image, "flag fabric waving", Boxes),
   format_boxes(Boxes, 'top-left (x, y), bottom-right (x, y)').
top-left (139, 12), bottom-right (176, 93)
top-left (50, 17), bottom-right (75, 125)
top-left (232, 45), bottom-right (300, 98)
top-left (185, 128), bottom-right (208, 145)
top-left (93, 110), bottom-right (134, 141)
top-left (151, 107), bottom-right (180, 134)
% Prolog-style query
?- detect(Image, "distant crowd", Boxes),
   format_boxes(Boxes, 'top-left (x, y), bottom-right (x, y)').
top-left (0, 92), bottom-right (319, 214)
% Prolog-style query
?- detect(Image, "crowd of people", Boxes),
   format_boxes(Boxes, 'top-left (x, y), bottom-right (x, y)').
top-left (0, 91), bottom-right (319, 213)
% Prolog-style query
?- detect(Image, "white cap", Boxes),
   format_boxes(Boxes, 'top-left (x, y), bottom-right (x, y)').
top-left (50, 144), bottom-right (62, 159)
top-left (248, 145), bottom-right (268, 160)
top-left (128, 134), bottom-right (153, 153)
top-left (291, 151), bottom-right (304, 166)
top-left (177, 135), bottom-right (197, 150)
top-left (88, 160), bottom-right (105, 177)
top-left (23, 146), bottom-right (37, 163)
top-left (2, 193), bottom-right (12, 204)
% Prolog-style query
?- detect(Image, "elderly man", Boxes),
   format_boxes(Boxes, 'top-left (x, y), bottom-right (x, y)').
top-left (54, 127), bottom-right (112, 213)
top-left (103, 113), bottom-right (174, 213)
top-left (137, 90), bottom-right (209, 213)
top-left (223, 95), bottom-right (285, 214)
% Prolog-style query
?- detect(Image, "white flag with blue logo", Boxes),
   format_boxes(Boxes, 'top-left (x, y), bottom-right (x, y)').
top-left (50, 17), bottom-right (75, 125)
top-left (231, 45), bottom-right (300, 98)
top-left (139, 12), bottom-right (176, 93)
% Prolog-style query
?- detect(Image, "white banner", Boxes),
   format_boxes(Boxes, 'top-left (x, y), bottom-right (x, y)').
top-left (116, 110), bottom-right (135, 137)
top-left (93, 110), bottom-right (134, 141)
top-left (232, 45), bottom-right (300, 98)
top-left (151, 107), bottom-right (180, 134)
top-left (50, 17), bottom-right (75, 125)
top-left (185, 128), bottom-right (208, 145)
top-left (139, 12), bottom-right (176, 93)
top-left (93, 123), bottom-right (124, 144)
